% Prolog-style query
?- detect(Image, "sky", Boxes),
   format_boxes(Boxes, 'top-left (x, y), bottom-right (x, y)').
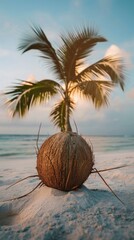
top-left (0, 0), bottom-right (134, 135)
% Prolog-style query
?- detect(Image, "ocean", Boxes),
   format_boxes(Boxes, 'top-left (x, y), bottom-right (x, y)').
top-left (0, 134), bottom-right (134, 161)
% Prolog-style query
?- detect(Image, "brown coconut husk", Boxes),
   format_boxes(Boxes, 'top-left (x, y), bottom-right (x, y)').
top-left (36, 132), bottom-right (94, 191)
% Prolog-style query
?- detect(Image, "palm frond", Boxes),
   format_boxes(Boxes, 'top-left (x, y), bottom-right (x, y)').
top-left (50, 98), bottom-right (75, 131)
top-left (18, 25), bottom-right (64, 81)
top-left (77, 56), bottom-right (126, 90)
top-left (5, 79), bottom-right (63, 117)
top-left (72, 80), bottom-right (113, 108)
top-left (58, 26), bottom-right (107, 83)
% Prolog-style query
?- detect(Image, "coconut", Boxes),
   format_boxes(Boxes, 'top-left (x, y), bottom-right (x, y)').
top-left (36, 132), bottom-right (94, 191)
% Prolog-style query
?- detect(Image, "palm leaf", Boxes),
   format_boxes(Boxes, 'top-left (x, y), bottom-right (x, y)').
top-left (50, 98), bottom-right (75, 131)
top-left (72, 80), bottom-right (113, 108)
top-left (18, 25), bottom-right (64, 81)
top-left (5, 79), bottom-right (63, 117)
top-left (76, 56), bottom-right (126, 90)
top-left (58, 27), bottom-right (107, 83)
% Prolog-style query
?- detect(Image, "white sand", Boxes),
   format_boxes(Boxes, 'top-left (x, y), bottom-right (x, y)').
top-left (0, 151), bottom-right (134, 240)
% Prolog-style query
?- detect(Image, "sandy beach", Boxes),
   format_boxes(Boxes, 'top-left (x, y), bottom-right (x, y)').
top-left (0, 0), bottom-right (134, 239)
top-left (0, 147), bottom-right (134, 240)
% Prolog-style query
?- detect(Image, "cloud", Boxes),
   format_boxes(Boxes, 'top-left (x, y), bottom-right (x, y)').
top-left (0, 13), bottom-right (18, 37)
top-left (122, 40), bottom-right (134, 69)
top-left (105, 44), bottom-right (126, 58)
top-left (123, 39), bottom-right (134, 52)
top-left (73, 97), bottom-right (105, 122)
top-left (72, 0), bottom-right (81, 7)
top-left (0, 49), bottom-right (11, 57)
top-left (26, 74), bottom-right (36, 83)
top-left (0, 102), bottom-right (53, 134)
top-left (105, 44), bottom-right (132, 69)
top-left (127, 88), bottom-right (134, 99)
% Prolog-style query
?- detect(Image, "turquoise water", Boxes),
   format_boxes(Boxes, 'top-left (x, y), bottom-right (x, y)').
top-left (0, 134), bottom-right (134, 160)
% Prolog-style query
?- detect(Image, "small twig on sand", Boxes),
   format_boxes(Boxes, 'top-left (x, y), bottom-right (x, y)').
top-left (2, 181), bottom-right (42, 202)
top-left (73, 119), bottom-right (78, 134)
top-left (6, 175), bottom-right (39, 189)
top-left (36, 123), bottom-right (42, 154)
top-left (94, 167), bottom-right (125, 206)
top-left (91, 164), bottom-right (128, 174)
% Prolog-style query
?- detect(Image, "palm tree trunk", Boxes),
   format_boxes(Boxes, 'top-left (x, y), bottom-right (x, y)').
top-left (64, 86), bottom-right (72, 132)
top-left (65, 100), bottom-right (72, 132)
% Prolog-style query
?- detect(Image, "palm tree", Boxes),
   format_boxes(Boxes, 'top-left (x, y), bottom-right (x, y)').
top-left (5, 26), bottom-right (125, 132)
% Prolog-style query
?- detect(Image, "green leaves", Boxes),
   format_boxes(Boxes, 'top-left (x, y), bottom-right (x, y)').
top-left (50, 98), bottom-right (75, 131)
top-left (18, 25), bottom-right (64, 81)
top-left (58, 27), bottom-right (107, 83)
top-left (71, 55), bottom-right (126, 108)
top-left (5, 79), bottom-right (62, 117)
top-left (72, 80), bottom-right (113, 108)
top-left (77, 56), bottom-right (125, 90)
